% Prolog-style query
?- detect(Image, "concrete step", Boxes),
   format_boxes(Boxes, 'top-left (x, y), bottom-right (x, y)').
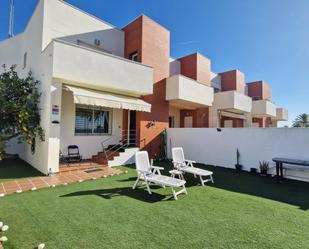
top-left (108, 147), bottom-right (139, 167)
top-left (59, 162), bottom-right (107, 172)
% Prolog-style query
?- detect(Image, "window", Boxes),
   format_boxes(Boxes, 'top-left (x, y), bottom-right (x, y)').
top-left (130, 51), bottom-right (138, 62)
top-left (75, 106), bottom-right (111, 135)
top-left (23, 52), bottom-right (27, 69)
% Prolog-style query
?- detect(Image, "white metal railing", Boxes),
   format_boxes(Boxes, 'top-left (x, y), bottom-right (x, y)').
top-left (101, 130), bottom-right (137, 161)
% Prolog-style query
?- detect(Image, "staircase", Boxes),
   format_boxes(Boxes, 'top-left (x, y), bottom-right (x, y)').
top-left (97, 130), bottom-right (138, 167)
top-left (108, 147), bottom-right (139, 167)
top-left (92, 145), bottom-right (121, 165)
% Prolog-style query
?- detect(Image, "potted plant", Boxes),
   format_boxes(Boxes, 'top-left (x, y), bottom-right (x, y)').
top-left (235, 148), bottom-right (243, 171)
top-left (250, 168), bottom-right (258, 174)
top-left (259, 161), bottom-right (269, 176)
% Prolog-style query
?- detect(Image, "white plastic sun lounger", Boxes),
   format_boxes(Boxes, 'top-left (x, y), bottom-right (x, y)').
top-left (133, 151), bottom-right (187, 200)
top-left (172, 147), bottom-right (214, 186)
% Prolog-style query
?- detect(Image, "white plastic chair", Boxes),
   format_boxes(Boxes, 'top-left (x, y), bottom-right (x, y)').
top-left (172, 147), bottom-right (214, 186)
top-left (133, 151), bottom-right (187, 200)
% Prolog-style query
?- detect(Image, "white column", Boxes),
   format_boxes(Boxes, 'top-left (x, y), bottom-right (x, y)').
top-left (244, 113), bottom-right (252, 128)
top-left (209, 106), bottom-right (220, 128)
top-left (46, 80), bottom-right (63, 173)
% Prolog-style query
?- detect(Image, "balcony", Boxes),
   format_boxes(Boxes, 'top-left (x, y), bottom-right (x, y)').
top-left (47, 39), bottom-right (153, 96)
top-left (166, 74), bottom-right (214, 109)
top-left (213, 91), bottom-right (252, 113)
top-left (273, 108), bottom-right (289, 121)
top-left (251, 100), bottom-right (276, 117)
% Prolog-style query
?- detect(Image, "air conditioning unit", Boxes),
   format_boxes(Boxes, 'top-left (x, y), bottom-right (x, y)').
top-left (94, 39), bottom-right (101, 46)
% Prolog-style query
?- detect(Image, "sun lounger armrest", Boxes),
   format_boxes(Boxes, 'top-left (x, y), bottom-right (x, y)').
top-left (151, 165), bottom-right (164, 175)
top-left (151, 166), bottom-right (164, 170)
top-left (185, 160), bottom-right (196, 167)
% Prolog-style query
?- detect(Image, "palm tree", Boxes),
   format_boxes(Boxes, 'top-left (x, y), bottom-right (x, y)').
top-left (292, 113), bottom-right (309, 127)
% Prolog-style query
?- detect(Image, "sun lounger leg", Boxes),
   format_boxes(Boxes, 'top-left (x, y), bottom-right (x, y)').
top-left (210, 175), bottom-right (214, 184)
top-left (145, 180), bottom-right (152, 194)
top-left (171, 187), bottom-right (178, 200)
top-left (199, 175), bottom-right (205, 186)
top-left (132, 176), bottom-right (141, 189)
top-left (183, 184), bottom-right (188, 195)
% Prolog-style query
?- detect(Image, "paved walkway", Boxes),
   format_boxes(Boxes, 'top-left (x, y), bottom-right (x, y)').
top-left (0, 166), bottom-right (123, 196)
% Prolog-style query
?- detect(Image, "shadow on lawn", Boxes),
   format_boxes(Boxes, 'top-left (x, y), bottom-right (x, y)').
top-left (0, 158), bottom-right (43, 182)
top-left (60, 186), bottom-right (169, 203)
top-left (61, 161), bottom-right (309, 209)
top-left (127, 161), bottom-right (309, 210)
top-left (210, 166), bottom-right (309, 210)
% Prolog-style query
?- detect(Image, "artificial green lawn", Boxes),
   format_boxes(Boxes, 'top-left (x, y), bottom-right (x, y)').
top-left (1, 160), bottom-right (309, 249)
top-left (0, 158), bottom-right (43, 182)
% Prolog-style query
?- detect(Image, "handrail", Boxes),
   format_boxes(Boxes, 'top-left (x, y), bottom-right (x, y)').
top-left (101, 130), bottom-right (138, 163)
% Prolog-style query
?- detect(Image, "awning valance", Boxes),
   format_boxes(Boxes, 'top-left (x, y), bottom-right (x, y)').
top-left (64, 85), bottom-right (151, 112)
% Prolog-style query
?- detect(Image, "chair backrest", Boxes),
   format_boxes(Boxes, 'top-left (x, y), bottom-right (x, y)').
top-left (135, 151), bottom-right (151, 173)
top-left (68, 145), bottom-right (79, 156)
top-left (172, 147), bottom-right (186, 166)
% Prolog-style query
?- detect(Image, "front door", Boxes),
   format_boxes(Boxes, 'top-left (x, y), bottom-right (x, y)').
top-left (184, 116), bottom-right (193, 128)
top-left (129, 110), bottom-right (136, 145)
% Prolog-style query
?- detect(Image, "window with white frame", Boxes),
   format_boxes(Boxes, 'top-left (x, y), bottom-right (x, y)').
top-left (75, 106), bottom-right (111, 135)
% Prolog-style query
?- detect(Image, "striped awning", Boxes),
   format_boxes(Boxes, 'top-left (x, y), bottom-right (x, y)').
top-left (64, 85), bottom-right (151, 112)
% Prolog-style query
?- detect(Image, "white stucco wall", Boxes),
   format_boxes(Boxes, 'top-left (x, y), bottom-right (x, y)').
top-left (0, 35), bottom-right (23, 67)
top-left (60, 90), bottom-right (123, 159)
top-left (210, 72), bottom-right (221, 90)
top-left (42, 0), bottom-right (124, 56)
top-left (169, 58), bottom-right (181, 76)
top-left (167, 128), bottom-right (309, 181)
top-left (1, 0), bottom-right (57, 174)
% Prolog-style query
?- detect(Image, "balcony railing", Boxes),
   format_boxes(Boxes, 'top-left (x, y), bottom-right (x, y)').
top-left (213, 91), bottom-right (252, 113)
top-left (46, 39), bottom-right (153, 96)
top-left (166, 74), bottom-right (214, 109)
top-left (273, 108), bottom-right (289, 121)
top-left (251, 100), bottom-right (276, 117)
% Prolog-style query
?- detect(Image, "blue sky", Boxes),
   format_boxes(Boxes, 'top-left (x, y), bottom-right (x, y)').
top-left (1, 0), bottom-right (309, 126)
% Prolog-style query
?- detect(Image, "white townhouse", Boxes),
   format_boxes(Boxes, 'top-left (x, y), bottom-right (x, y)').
top-left (0, 0), bottom-right (153, 174)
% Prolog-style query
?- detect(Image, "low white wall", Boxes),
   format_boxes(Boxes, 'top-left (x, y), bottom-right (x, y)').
top-left (167, 128), bottom-right (309, 181)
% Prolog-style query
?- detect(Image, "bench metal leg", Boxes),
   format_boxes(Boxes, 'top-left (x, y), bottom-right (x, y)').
top-left (276, 162), bottom-right (280, 182)
top-left (280, 162), bottom-right (283, 179)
